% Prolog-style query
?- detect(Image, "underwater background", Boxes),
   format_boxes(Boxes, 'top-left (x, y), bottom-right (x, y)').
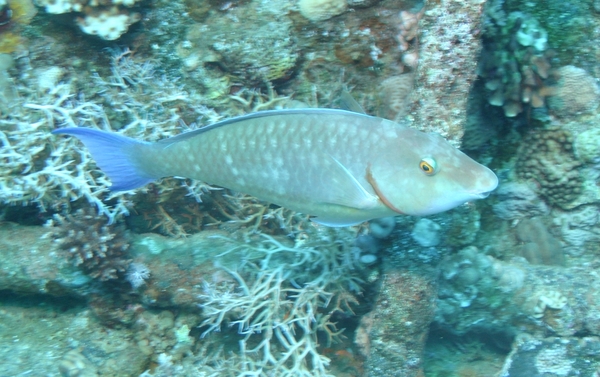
top-left (1, 0), bottom-right (600, 375)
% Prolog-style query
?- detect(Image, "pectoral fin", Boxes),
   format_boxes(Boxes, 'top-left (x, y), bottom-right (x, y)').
top-left (322, 154), bottom-right (379, 210)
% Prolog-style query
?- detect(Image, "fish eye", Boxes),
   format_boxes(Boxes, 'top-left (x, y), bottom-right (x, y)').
top-left (419, 157), bottom-right (437, 175)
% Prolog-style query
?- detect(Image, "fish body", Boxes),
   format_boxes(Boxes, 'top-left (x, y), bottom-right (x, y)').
top-left (52, 109), bottom-right (498, 226)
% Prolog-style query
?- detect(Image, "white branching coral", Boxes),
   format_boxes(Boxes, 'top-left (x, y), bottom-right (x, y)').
top-left (0, 51), bottom-right (216, 222)
top-left (197, 227), bottom-right (363, 376)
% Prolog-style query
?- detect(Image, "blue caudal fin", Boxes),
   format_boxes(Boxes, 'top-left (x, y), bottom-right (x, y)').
top-left (52, 128), bottom-right (157, 191)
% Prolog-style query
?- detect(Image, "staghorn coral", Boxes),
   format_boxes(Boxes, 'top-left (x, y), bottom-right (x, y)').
top-left (197, 226), bottom-right (364, 376)
top-left (49, 208), bottom-right (131, 281)
top-left (516, 128), bottom-right (583, 209)
top-left (0, 51), bottom-right (223, 222)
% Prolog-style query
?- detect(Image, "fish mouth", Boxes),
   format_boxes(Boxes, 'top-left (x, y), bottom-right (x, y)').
top-left (474, 190), bottom-right (493, 199)
top-left (466, 190), bottom-right (494, 199)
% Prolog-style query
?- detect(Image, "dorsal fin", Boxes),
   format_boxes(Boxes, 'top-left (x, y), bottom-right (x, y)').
top-left (339, 90), bottom-right (367, 114)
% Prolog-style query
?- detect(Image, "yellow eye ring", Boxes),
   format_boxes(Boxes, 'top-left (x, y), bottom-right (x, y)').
top-left (419, 157), bottom-right (437, 175)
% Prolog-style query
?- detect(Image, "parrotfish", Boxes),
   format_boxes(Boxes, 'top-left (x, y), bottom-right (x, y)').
top-left (52, 109), bottom-right (498, 226)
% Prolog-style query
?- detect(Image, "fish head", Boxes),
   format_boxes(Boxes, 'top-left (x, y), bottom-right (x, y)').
top-left (368, 129), bottom-right (498, 216)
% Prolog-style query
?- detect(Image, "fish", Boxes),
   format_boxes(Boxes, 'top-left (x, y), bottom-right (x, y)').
top-left (52, 108), bottom-right (498, 226)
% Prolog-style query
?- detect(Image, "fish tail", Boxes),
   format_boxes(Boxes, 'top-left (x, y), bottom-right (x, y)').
top-left (52, 128), bottom-right (157, 191)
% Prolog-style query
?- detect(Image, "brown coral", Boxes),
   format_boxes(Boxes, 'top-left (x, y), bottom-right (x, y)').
top-left (516, 128), bottom-right (583, 209)
top-left (378, 74), bottom-right (414, 121)
top-left (515, 217), bottom-right (564, 266)
top-left (547, 65), bottom-right (600, 117)
top-left (50, 209), bottom-right (131, 281)
top-left (482, 48), bottom-right (557, 117)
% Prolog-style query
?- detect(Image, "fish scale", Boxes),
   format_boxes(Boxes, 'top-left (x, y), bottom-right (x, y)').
top-left (52, 109), bottom-right (498, 226)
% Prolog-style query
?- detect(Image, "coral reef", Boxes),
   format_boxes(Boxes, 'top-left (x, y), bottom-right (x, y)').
top-left (0, 50), bottom-right (224, 222)
top-left (433, 245), bottom-right (600, 341)
top-left (515, 217), bottom-right (564, 266)
top-left (298, 0), bottom-right (347, 22)
top-left (553, 205), bottom-right (600, 258)
top-left (0, 298), bottom-right (147, 376)
top-left (480, 8), bottom-right (557, 117)
top-left (356, 269), bottom-right (436, 377)
top-left (396, 6), bottom-right (425, 53)
top-left (515, 128), bottom-right (583, 209)
top-left (178, 3), bottom-right (298, 89)
top-left (35, 0), bottom-right (142, 40)
top-left (410, 0), bottom-right (485, 146)
top-left (492, 182), bottom-right (549, 220)
top-left (133, 310), bottom-right (200, 365)
top-left (126, 262), bottom-right (150, 289)
top-left (501, 0), bottom-right (599, 73)
top-left (437, 247), bottom-right (494, 312)
top-left (575, 128), bottom-right (600, 164)
top-left (49, 208), bottom-right (131, 281)
top-left (11, 1), bottom-right (600, 376)
top-left (76, 6), bottom-right (141, 41)
top-left (547, 65), bottom-right (600, 117)
top-left (368, 216), bottom-right (396, 239)
top-left (197, 226), bottom-right (365, 376)
top-left (530, 290), bottom-right (568, 319)
top-left (0, 0), bottom-right (36, 53)
top-left (499, 336), bottom-right (600, 376)
top-left (411, 218), bottom-right (442, 247)
top-left (378, 74), bottom-right (415, 121)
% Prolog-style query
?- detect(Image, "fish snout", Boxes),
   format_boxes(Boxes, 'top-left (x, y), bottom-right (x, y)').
top-left (469, 172), bottom-right (498, 199)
